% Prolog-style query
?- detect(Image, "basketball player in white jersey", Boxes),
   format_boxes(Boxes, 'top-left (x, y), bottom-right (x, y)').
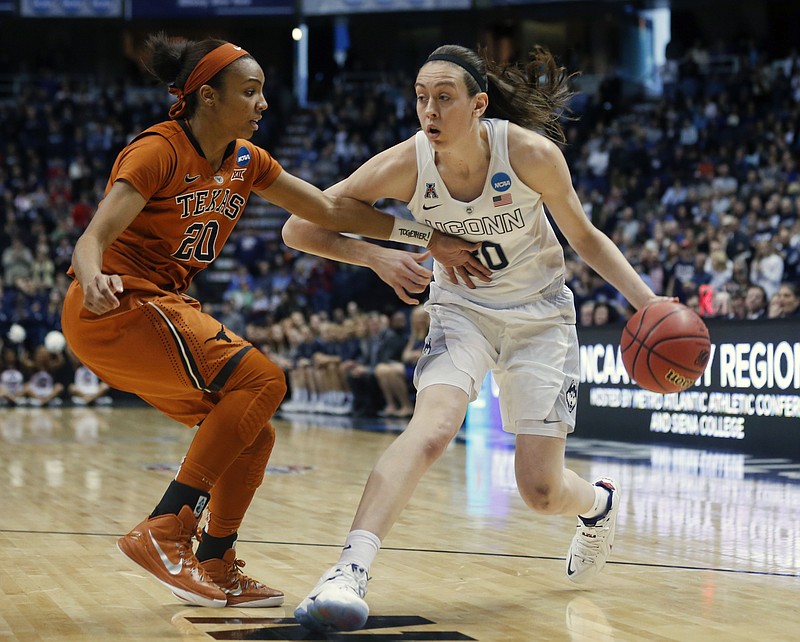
top-left (283, 44), bottom-right (670, 631)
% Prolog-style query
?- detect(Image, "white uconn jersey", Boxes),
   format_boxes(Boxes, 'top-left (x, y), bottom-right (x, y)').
top-left (407, 118), bottom-right (565, 307)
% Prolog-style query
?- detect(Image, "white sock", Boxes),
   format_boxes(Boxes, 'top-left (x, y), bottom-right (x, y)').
top-left (338, 529), bottom-right (381, 570)
top-left (580, 484), bottom-right (611, 520)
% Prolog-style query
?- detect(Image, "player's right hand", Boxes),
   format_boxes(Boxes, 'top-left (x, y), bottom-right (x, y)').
top-left (371, 247), bottom-right (433, 305)
top-left (428, 231), bottom-right (491, 289)
top-left (82, 273), bottom-right (124, 315)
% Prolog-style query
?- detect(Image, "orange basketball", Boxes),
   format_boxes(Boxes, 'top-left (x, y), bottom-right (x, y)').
top-left (620, 301), bottom-right (711, 393)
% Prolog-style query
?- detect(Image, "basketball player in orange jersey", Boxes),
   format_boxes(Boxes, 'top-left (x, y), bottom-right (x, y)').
top-left (61, 33), bottom-right (484, 609)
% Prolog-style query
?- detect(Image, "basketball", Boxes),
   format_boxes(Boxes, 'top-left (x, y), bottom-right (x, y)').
top-left (620, 301), bottom-right (711, 394)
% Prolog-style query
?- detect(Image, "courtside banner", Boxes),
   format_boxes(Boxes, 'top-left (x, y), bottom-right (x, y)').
top-left (576, 318), bottom-right (800, 455)
top-left (20, 0), bottom-right (121, 16)
top-left (302, 0), bottom-right (469, 15)
top-left (129, 0), bottom-right (292, 17)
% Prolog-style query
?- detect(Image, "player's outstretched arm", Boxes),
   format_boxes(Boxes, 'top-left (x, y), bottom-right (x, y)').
top-left (512, 128), bottom-right (658, 310)
top-left (274, 137), bottom-right (488, 302)
top-left (282, 216), bottom-right (432, 305)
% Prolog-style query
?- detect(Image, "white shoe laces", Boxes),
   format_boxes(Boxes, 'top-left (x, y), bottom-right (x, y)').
top-left (325, 564), bottom-right (368, 598)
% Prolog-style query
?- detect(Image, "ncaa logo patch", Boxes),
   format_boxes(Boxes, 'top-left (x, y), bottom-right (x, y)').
top-left (236, 146), bottom-right (251, 166)
top-left (565, 380), bottom-right (578, 413)
top-left (491, 172), bottom-right (512, 192)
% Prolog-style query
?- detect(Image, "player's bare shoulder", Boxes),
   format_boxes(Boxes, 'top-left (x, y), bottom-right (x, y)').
top-left (364, 136), bottom-right (417, 181)
top-left (507, 122), bottom-right (569, 193)
top-left (507, 122), bottom-right (562, 164)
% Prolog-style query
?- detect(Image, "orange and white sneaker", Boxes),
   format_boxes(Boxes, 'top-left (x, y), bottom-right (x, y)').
top-left (117, 505), bottom-right (226, 608)
top-left (188, 548), bottom-right (284, 608)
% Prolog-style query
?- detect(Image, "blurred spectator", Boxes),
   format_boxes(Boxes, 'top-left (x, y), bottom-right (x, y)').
top-left (224, 266), bottom-right (256, 312)
top-left (311, 321), bottom-right (352, 414)
top-left (578, 300), bottom-right (595, 327)
top-left (30, 241), bottom-right (56, 292)
top-left (2, 237), bottom-right (33, 289)
top-left (749, 239), bottom-right (784, 299)
top-left (374, 309), bottom-right (418, 418)
top-left (69, 362), bottom-right (113, 406)
top-left (334, 315), bottom-right (365, 411)
top-left (767, 292), bottom-right (784, 318)
top-left (744, 284), bottom-right (768, 319)
top-left (283, 324), bottom-right (323, 412)
top-left (591, 301), bottom-right (615, 326)
top-left (23, 345), bottom-right (67, 407)
top-left (0, 344), bottom-right (27, 407)
top-left (728, 258), bottom-right (752, 293)
top-left (348, 312), bottom-right (407, 417)
top-left (261, 323), bottom-right (295, 374)
top-left (711, 290), bottom-right (732, 318)
top-left (774, 282), bottom-right (800, 317)
top-left (706, 250), bottom-right (733, 290)
top-left (726, 288), bottom-right (747, 320)
top-left (721, 214), bottom-right (751, 262)
top-left (638, 240), bottom-right (665, 295)
top-left (665, 239), bottom-right (698, 298)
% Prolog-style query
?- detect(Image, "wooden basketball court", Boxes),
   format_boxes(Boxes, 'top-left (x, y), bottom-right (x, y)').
top-left (1, 405), bottom-right (798, 641)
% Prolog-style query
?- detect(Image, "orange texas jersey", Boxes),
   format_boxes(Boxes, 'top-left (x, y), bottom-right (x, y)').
top-left (92, 120), bottom-right (281, 293)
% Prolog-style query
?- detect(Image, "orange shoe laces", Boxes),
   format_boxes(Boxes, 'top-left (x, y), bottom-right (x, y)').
top-left (226, 557), bottom-right (266, 590)
top-left (193, 529), bottom-right (264, 589)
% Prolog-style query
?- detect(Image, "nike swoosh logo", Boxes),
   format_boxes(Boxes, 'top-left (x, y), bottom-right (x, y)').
top-left (150, 533), bottom-right (183, 575)
top-left (566, 553), bottom-right (576, 575)
top-left (184, 174), bottom-right (200, 183)
top-left (422, 204), bottom-right (442, 210)
top-left (543, 419), bottom-right (562, 424)
top-left (227, 584), bottom-right (242, 596)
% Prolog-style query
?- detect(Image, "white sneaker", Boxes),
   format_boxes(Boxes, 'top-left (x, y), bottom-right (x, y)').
top-left (566, 478), bottom-right (619, 584)
top-left (294, 563), bottom-right (369, 631)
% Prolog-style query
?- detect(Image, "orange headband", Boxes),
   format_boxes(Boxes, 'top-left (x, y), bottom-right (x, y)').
top-left (168, 42), bottom-right (250, 119)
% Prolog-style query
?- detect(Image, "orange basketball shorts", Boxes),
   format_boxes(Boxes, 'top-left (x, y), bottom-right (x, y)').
top-left (62, 277), bottom-right (272, 427)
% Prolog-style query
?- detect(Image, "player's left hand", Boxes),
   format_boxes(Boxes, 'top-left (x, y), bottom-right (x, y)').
top-left (640, 295), bottom-right (679, 308)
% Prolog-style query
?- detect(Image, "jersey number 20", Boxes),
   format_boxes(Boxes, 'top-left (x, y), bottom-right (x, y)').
top-left (173, 221), bottom-right (220, 263)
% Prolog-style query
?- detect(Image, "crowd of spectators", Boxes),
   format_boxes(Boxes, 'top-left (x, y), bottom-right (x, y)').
top-left (1, 37), bottom-right (799, 415)
top-left (560, 40), bottom-right (800, 324)
top-left (244, 303), bottom-right (423, 418)
top-left (1, 332), bottom-right (112, 408)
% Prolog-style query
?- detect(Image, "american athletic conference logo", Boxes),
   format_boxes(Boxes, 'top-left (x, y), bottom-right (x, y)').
top-left (491, 172), bottom-right (512, 192)
top-left (236, 146), bottom-right (251, 166)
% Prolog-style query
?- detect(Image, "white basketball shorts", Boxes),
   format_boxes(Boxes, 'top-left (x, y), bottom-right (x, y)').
top-left (415, 282), bottom-right (580, 438)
